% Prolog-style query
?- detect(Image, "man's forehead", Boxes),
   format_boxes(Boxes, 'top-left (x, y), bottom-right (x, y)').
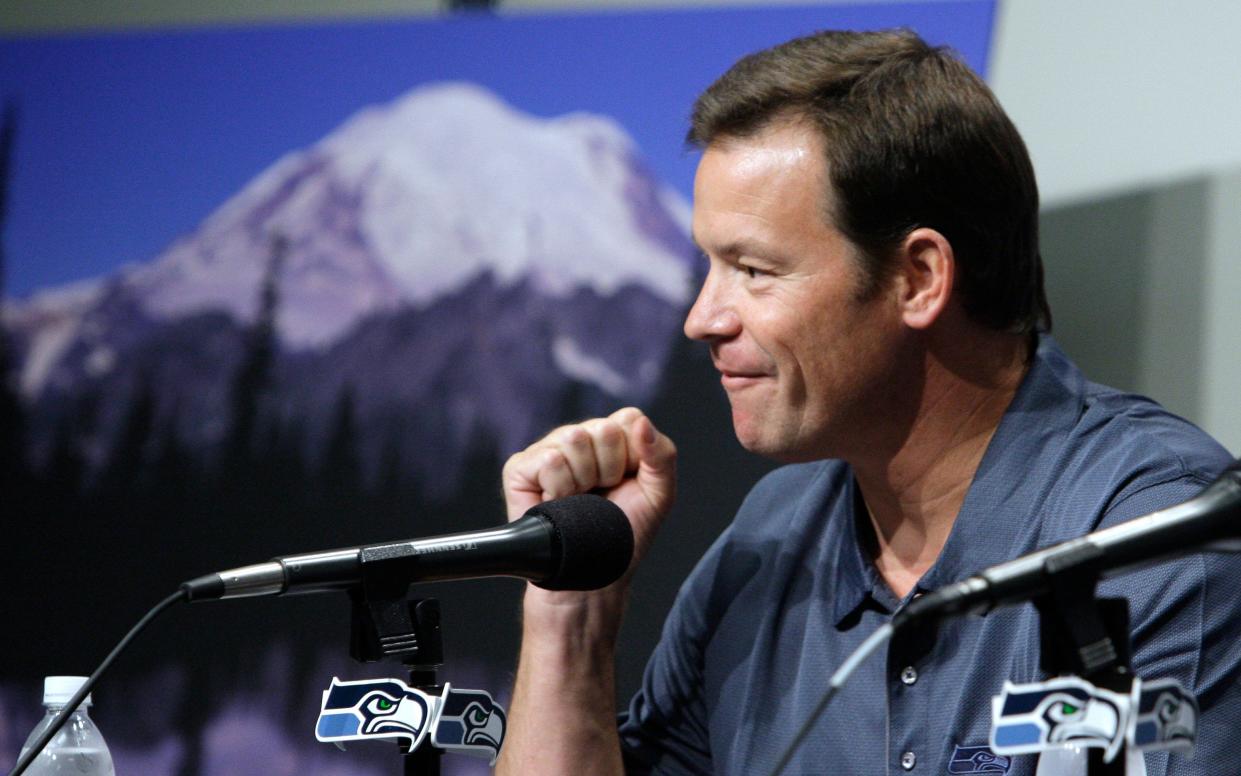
top-left (691, 120), bottom-right (838, 257)
top-left (697, 120), bottom-right (824, 181)
top-left (703, 135), bottom-right (817, 180)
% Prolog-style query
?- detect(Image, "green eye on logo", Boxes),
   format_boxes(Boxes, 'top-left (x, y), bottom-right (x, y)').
top-left (467, 705), bottom-right (488, 725)
top-left (1060, 702), bottom-right (1079, 715)
top-left (377, 698), bottom-right (394, 710)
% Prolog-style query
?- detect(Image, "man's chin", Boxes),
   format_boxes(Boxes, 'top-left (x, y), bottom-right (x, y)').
top-left (732, 418), bottom-right (810, 463)
top-left (732, 414), bottom-right (831, 464)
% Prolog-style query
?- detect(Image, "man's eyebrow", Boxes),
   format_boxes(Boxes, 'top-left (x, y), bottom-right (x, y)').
top-left (690, 235), bottom-right (741, 260)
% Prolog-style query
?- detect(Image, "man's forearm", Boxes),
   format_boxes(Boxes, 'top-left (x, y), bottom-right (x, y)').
top-left (496, 588), bottom-right (627, 776)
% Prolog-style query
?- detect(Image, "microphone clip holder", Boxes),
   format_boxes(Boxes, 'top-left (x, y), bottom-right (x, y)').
top-left (347, 548), bottom-right (445, 776)
top-left (1032, 556), bottom-right (1132, 776)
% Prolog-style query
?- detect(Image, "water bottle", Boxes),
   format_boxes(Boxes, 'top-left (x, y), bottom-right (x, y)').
top-left (17, 676), bottom-right (115, 776)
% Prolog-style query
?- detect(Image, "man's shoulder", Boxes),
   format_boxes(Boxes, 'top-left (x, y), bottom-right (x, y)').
top-left (1067, 387), bottom-right (1231, 534)
top-left (1017, 337), bottom-right (1231, 513)
top-left (1078, 381), bottom-right (1227, 467)
top-left (1071, 381), bottom-right (1230, 494)
top-left (1009, 343), bottom-right (1232, 538)
top-left (1033, 337), bottom-right (1228, 467)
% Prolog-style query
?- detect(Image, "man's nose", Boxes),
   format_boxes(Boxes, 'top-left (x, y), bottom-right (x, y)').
top-left (683, 268), bottom-right (740, 341)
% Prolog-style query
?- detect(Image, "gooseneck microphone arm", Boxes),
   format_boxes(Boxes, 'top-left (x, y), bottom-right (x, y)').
top-left (895, 458), bottom-right (1241, 630)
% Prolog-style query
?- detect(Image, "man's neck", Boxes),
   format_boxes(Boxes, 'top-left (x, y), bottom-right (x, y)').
top-left (852, 329), bottom-right (1033, 599)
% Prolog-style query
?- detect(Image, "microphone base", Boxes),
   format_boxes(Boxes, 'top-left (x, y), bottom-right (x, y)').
top-left (351, 593), bottom-right (444, 666)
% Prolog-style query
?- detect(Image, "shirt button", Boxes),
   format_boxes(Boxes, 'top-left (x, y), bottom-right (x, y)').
top-left (901, 751), bottom-right (917, 770)
top-left (900, 666), bottom-right (918, 685)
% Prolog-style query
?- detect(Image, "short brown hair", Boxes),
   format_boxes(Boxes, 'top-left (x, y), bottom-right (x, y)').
top-left (689, 29), bottom-right (1050, 334)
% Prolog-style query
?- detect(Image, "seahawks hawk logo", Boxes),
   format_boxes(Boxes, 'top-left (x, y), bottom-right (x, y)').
top-left (1131, 678), bottom-right (1198, 752)
top-left (947, 744), bottom-right (1012, 774)
top-left (431, 683), bottom-right (506, 763)
top-left (991, 677), bottom-right (1127, 760)
top-left (316, 677), bottom-right (434, 749)
top-left (991, 675), bottom-right (1197, 760)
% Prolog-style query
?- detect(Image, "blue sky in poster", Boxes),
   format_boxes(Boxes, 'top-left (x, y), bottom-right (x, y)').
top-left (0, 1), bottom-right (994, 297)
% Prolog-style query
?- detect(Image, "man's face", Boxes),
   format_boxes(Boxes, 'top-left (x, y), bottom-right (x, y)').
top-left (684, 119), bottom-right (906, 461)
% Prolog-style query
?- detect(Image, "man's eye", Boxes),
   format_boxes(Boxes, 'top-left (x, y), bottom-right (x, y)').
top-left (743, 266), bottom-right (763, 279)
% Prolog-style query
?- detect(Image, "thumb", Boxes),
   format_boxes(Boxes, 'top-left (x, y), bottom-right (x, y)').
top-left (631, 414), bottom-right (677, 513)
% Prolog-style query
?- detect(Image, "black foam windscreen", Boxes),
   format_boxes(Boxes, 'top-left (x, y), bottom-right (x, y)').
top-left (527, 494), bottom-right (634, 591)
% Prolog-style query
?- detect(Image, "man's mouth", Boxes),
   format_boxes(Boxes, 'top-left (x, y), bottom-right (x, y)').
top-left (717, 367), bottom-right (770, 388)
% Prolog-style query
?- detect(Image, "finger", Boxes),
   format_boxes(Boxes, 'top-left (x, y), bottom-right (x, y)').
top-left (607, 406), bottom-right (646, 471)
top-left (533, 447), bottom-right (580, 502)
top-left (502, 449), bottom-right (552, 520)
top-left (583, 418), bottom-right (628, 488)
top-left (630, 414), bottom-right (677, 508)
top-left (501, 439), bottom-right (581, 520)
top-left (608, 406), bottom-right (644, 428)
top-left (554, 425), bottom-right (600, 493)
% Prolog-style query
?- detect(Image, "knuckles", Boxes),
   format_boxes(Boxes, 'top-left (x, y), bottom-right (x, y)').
top-left (502, 409), bottom-right (674, 496)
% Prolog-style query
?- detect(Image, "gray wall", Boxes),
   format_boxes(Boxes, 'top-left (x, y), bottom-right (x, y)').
top-left (992, 0), bottom-right (1241, 453)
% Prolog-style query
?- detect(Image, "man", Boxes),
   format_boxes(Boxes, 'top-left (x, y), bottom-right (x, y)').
top-left (495, 30), bottom-right (1238, 775)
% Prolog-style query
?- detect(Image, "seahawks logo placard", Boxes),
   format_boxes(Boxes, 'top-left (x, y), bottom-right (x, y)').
top-left (316, 677), bottom-right (435, 750)
top-left (991, 676), bottom-right (1196, 762)
top-left (431, 685), bottom-right (507, 759)
top-left (991, 677), bottom-right (1127, 760)
top-left (1130, 678), bottom-right (1197, 752)
top-left (315, 677), bottom-right (507, 764)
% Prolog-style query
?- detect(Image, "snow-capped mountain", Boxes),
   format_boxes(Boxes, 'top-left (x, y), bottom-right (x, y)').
top-left (4, 82), bottom-right (697, 491)
top-left (125, 81), bottom-right (691, 350)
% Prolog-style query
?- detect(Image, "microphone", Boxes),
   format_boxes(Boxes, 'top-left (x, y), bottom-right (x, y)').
top-left (181, 494), bottom-right (633, 602)
top-left (896, 459), bottom-right (1241, 629)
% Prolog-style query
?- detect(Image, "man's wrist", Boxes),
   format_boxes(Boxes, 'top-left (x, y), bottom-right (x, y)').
top-left (520, 584), bottom-right (628, 656)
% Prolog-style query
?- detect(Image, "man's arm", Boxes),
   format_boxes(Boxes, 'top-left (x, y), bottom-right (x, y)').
top-left (496, 407), bottom-right (676, 776)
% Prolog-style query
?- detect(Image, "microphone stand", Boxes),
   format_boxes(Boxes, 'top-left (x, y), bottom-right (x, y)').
top-left (348, 545), bottom-right (446, 776)
top-left (1032, 548), bottom-right (1133, 775)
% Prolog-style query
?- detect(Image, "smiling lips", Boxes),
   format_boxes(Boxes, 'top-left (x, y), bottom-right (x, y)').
top-left (717, 365), bottom-right (771, 389)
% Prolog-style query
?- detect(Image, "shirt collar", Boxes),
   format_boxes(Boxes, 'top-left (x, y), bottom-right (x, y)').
top-left (831, 334), bottom-right (1087, 627)
top-left (828, 474), bottom-right (878, 625)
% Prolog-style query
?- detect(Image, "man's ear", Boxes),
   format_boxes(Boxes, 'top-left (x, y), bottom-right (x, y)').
top-left (893, 227), bottom-right (954, 330)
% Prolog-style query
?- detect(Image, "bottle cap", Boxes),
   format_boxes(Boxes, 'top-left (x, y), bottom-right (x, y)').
top-left (43, 676), bottom-right (91, 707)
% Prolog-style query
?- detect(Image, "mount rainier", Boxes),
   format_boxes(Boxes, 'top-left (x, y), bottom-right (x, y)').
top-left (5, 82), bottom-right (698, 492)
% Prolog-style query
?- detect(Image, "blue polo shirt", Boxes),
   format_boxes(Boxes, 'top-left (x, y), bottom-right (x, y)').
top-left (619, 337), bottom-right (1239, 775)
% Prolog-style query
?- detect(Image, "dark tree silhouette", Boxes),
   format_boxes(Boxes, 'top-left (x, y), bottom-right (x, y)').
top-left (42, 391), bottom-right (101, 497)
top-left (319, 385), bottom-right (363, 504)
top-left (95, 375), bottom-right (157, 498)
top-left (0, 99), bottom-right (26, 493)
top-left (149, 401), bottom-right (195, 502)
top-left (223, 232), bottom-right (287, 471)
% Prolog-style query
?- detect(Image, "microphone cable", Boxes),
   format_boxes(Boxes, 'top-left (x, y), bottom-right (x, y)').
top-left (8, 589), bottom-right (187, 776)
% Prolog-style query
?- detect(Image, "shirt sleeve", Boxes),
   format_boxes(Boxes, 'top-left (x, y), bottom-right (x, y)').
top-left (617, 527), bottom-right (734, 775)
top-left (1094, 472), bottom-right (1241, 776)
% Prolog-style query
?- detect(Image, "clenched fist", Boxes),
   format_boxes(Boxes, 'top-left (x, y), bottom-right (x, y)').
top-left (502, 407), bottom-right (676, 577)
